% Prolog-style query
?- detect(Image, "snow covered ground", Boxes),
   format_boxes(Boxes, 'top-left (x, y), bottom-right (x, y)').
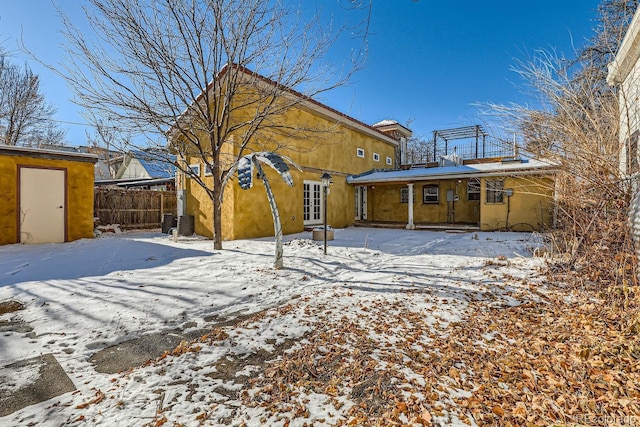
top-left (0, 227), bottom-right (546, 426)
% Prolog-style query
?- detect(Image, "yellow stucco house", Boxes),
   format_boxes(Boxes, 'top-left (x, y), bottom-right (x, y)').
top-left (348, 157), bottom-right (556, 232)
top-left (177, 67), bottom-right (403, 240)
top-left (176, 67), bottom-right (555, 239)
top-left (0, 145), bottom-right (97, 245)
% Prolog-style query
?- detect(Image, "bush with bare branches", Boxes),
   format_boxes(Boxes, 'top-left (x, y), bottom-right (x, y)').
top-left (484, 2), bottom-right (639, 295)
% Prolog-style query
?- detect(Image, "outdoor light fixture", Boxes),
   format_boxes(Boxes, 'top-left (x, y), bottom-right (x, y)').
top-left (321, 172), bottom-right (332, 255)
top-left (321, 172), bottom-right (333, 188)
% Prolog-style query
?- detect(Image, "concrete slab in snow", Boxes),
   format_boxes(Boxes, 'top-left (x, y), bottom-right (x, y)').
top-left (0, 353), bottom-right (75, 417)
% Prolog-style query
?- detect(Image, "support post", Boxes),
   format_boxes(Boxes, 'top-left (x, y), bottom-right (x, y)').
top-left (433, 131), bottom-right (437, 162)
top-left (406, 183), bottom-right (416, 230)
top-left (482, 135), bottom-right (486, 158)
top-left (475, 125), bottom-right (479, 159)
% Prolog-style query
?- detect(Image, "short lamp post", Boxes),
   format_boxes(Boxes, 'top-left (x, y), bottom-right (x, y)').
top-left (321, 172), bottom-right (333, 255)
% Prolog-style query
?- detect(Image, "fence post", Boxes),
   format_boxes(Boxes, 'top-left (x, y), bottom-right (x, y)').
top-left (160, 192), bottom-right (164, 223)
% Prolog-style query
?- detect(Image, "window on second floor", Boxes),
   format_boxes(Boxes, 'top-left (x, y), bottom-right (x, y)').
top-left (188, 163), bottom-right (200, 178)
top-left (386, 156), bottom-right (393, 166)
top-left (373, 152), bottom-right (380, 162)
top-left (356, 148), bottom-right (365, 158)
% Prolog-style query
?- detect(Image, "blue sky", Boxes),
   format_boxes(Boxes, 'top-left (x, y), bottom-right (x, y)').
top-left (1, 0), bottom-right (603, 145)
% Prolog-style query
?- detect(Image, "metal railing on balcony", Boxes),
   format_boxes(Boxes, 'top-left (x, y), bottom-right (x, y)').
top-left (431, 125), bottom-right (517, 162)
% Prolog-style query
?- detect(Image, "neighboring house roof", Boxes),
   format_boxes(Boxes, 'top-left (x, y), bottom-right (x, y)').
top-left (134, 151), bottom-right (176, 178)
top-left (347, 158), bottom-right (557, 184)
top-left (169, 63), bottom-right (400, 147)
top-left (117, 177), bottom-right (174, 187)
top-left (95, 177), bottom-right (175, 189)
top-left (607, 6), bottom-right (640, 84)
top-left (116, 150), bottom-right (176, 179)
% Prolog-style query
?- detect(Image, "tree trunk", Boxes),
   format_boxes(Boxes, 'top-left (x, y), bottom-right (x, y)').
top-left (255, 160), bottom-right (284, 269)
top-left (212, 161), bottom-right (223, 250)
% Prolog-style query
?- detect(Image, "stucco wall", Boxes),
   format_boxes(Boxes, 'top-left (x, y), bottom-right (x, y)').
top-left (479, 176), bottom-right (554, 232)
top-left (0, 153), bottom-right (95, 245)
top-left (182, 97), bottom-right (397, 241)
top-left (366, 180), bottom-right (481, 224)
top-left (357, 175), bottom-right (552, 231)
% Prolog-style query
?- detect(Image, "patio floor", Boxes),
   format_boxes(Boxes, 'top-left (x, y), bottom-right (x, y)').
top-left (353, 220), bottom-right (480, 232)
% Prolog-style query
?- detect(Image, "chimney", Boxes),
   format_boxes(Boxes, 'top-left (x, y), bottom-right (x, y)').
top-left (372, 119), bottom-right (413, 142)
top-left (372, 120), bottom-right (413, 166)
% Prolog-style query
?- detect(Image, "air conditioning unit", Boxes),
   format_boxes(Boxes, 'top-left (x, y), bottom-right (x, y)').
top-left (440, 153), bottom-right (462, 167)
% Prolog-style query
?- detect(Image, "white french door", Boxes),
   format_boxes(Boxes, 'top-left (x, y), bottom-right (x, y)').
top-left (303, 181), bottom-right (323, 225)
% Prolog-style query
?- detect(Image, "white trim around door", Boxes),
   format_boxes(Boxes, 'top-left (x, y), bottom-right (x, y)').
top-left (303, 180), bottom-right (323, 225)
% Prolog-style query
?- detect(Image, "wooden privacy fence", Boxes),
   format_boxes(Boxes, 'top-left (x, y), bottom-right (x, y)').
top-left (94, 188), bottom-right (177, 229)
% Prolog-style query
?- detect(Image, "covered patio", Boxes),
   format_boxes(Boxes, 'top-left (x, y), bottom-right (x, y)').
top-left (348, 157), bottom-right (557, 232)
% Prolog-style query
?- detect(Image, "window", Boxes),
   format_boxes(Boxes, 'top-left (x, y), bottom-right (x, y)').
top-left (188, 163), bottom-right (200, 177)
top-left (467, 178), bottom-right (480, 201)
top-left (373, 153), bottom-right (380, 162)
top-left (386, 157), bottom-right (393, 166)
top-left (204, 163), bottom-right (212, 176)
top-left (400, 187), bottom-right (415, 203)
top-left (356, 148), bottom-right (365, 158)
top-left (423, 184), bottom-right (439, 204)
top-left (486, 180), bottom-right (504, 203)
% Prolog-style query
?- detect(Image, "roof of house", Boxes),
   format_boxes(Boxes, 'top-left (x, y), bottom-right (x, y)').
top-left (117, 150), bottom-right (176, 179)
top-left (0, 144), bottom-right (98, 163)
top-left (95, 177), bottom-right (175, 188)
top-left (607, 6), bottom-right (640, 84)
top-left (132, 151), bottom-right (176, 178)
top-left (372, 119), bottom-right (399, 127)
top-left (170, 63), bottom-right (400, 147)
top-left (347, 158), bottom-right (557, 184)
top-left (372, 119), bottom-right (413, 138)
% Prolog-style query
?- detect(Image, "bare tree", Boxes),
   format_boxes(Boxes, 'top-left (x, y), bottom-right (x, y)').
top-left (0, 50), bottom-right (63, 146)
top-left (404, 135), bottom-right (433, 165)
top-left (481, 0), bottom-right (637, 286)
top-left (580, 0), bottom-right (639, 71)
top-left (54, 0), bottom-right (368, 250)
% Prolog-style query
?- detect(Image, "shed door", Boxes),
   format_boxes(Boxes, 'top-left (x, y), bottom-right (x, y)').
top-left (20, 167), bottom-right (66, 244)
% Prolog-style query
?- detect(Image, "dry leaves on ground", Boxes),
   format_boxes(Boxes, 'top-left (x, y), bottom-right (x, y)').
top-left (238, 281), bottom-right (640, 426)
